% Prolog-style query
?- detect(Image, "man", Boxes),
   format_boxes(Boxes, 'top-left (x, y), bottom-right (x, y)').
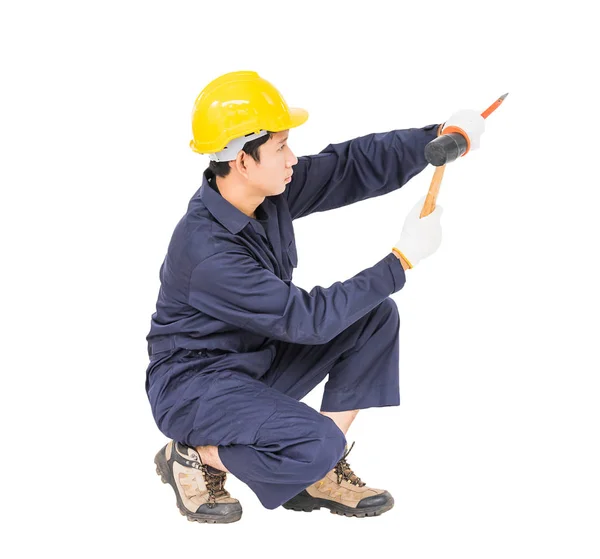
top-left (146, 70), bottom-right (484, 523)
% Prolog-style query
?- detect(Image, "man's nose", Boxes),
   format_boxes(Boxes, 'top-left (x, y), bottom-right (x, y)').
top-left (287, 151), bottom-right (298, 166)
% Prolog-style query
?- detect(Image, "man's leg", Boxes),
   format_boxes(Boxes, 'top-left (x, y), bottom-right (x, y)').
top-left (149, 297), bottom-right (399, 516)
top-left (148, 359), bottom-right (245, 523)
top-left (262, 297), bottom-right (401, 413)
top-left (149, 359), bottom-right (347, 511)
top-left (320, 409), bottom-right (359, 435)
top-left (261, 298), bottom-right (400, 517)
top-left (193, 404), bottom-right (359, 476)
top-left (195, 445), bottom-right (229, 472)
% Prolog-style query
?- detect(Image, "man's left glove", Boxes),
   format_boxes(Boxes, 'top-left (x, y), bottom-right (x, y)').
top-left (393, 196), bottom-right (443, 268)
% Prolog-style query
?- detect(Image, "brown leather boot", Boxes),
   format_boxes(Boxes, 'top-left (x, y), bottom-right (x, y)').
top-left (282, 442), bottom-right (394, 517)
top-left (154, 441), bottom-right (242, 524)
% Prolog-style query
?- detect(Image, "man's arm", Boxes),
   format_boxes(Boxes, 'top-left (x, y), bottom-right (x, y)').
top-left (188, 249), bottom-right (406, 345)
top-left (284, 124), bottom-right (440, 220)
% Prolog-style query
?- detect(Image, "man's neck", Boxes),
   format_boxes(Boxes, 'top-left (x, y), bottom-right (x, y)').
top-left (213, 174), bottom-right (263, 219)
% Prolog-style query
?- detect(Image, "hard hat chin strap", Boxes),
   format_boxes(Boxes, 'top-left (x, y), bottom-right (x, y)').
top-left (208, 130), bottom-right (269, 162)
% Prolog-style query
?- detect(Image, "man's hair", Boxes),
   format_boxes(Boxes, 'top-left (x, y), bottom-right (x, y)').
top-left (208, 131), bottom-right (274, 178)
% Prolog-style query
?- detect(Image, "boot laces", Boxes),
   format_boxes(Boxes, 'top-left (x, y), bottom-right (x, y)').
top-left (201, 466), bottom-right (230, 508)
top-left (179, 444), bottom-right (230, 509)
top-left (334, 441), bottom-right (366, 487)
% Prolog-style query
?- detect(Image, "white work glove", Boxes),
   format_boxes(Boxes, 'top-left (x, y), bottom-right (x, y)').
top-left (393, 196), bottom-right (443, 268)
top-left (442, 109), bottom-right (486, 151)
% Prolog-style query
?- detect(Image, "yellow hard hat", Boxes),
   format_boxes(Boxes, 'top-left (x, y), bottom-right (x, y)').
top-left (189, 71), bottom-right (309, 155)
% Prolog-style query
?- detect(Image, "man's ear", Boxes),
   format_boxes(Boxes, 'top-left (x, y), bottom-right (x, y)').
top-left (234, 150), bottom-right (249, 178)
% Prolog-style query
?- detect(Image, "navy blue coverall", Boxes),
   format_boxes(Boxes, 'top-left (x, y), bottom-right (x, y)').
top-left (146, 123), bottom-right (439, 509)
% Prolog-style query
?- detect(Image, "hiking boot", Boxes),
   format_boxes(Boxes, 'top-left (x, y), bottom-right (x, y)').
top-left (154, 440), bottom-right (242, 524)
top-left (282, 442), bottom-right (394, 517)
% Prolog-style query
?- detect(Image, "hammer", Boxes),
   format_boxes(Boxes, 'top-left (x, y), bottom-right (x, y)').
top-left (420, 93), bottom-right (508, 218)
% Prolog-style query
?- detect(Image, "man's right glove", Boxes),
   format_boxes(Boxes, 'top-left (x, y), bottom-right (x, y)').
top-left (393, 196), bottom-right (443, 268)
top-left (442, 109), bottom-right (486, 152)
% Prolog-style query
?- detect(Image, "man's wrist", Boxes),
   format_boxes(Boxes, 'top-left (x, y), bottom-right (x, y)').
top-left (392, 248), bottom-right (412, 270)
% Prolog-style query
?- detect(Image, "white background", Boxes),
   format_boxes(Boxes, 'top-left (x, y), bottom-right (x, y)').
top-left (2, 1), bottom-right (599, 557)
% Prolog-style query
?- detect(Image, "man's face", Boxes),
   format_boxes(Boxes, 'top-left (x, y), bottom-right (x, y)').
top-left (245, 130), bottom-right (298, 196)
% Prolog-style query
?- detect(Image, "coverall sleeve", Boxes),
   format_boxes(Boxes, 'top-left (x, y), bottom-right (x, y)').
top-left (284, 124), bottom-right (439, 220)
top-left (188, 249), bottom-right (406, 345)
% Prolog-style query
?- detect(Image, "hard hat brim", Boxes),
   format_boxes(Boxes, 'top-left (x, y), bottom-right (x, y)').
top-left (287, 107), bottom-right (309, 130)
top-left (263, 106), bottom-right (309, 133)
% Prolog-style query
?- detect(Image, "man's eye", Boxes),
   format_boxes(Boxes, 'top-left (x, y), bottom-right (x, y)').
top-left (280, 144), bottom-right (286, 151)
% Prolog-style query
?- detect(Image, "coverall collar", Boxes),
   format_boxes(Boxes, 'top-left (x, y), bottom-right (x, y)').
top-left (199, 169), bottom-right (273, 235)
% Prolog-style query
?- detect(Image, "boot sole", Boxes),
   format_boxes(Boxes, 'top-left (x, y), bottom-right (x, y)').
top-left (282, 492), bottom-right (394, 518)
top-left (154, 449), bottom-right (242, 524)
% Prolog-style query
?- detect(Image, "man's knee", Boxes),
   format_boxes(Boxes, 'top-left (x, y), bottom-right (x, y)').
top-left (253, 404), bottom-right (347, 484)
top-left (276, 413), bottom-right (346, 481)
top-left (377, 297), bottom-right (400, 327)
top-left (309, 416), bottom-right (347, 477)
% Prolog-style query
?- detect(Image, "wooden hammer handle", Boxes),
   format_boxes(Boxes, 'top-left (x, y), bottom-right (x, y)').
top-left (420, 164), bottom-right (446, 218)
